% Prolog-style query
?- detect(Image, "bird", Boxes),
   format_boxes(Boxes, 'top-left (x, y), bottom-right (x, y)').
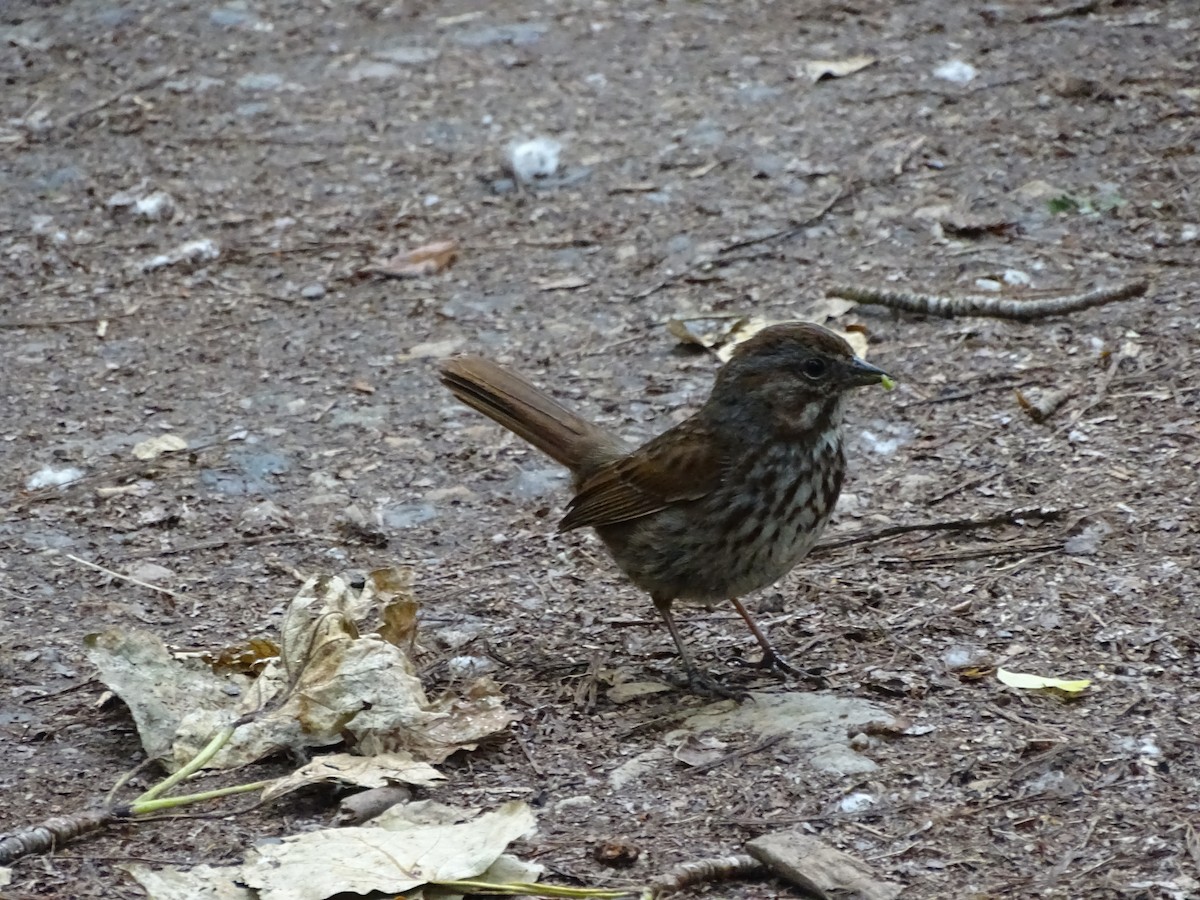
top-left (439, 322), bottom-right (892, 693)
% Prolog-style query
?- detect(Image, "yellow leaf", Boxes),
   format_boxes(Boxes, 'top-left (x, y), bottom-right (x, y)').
top-left (997, 668), bottom-right (1091, 693)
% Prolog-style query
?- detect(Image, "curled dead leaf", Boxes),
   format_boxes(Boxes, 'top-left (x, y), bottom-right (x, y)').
top-left (802, 56), bottom-right (878, 82)
top-left (374, 239), bottom-right (459, 278)
top-left (667, 314), bottom-right (874, 362)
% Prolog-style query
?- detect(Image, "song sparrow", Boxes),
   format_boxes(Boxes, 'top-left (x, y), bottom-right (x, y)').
top-left (439, 323), bottom-right (892, 693)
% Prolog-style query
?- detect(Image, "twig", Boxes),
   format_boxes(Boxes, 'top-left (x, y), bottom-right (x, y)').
top-left (879, 541), bottom-right (1063, 566)
top-left (630, 186), bottom-right (848, 300)
top-left (828, 279), bottom-right (1148, 320)
top-left (688, 735), bottom-right (785, 775)
top-left (511, 727), bottom-right (545, 777)
top-left (811, 506), bottom-right (1065, 556)
top-left (646, 854), bottom-right (766, 898)
top-left (1023, 1), bottom-right (1099, 24)
top-left (0, 809), bottom-right (118, 865)
top-left (124, 533), bottom-right (310, 558)
top-left (63, 552), bottom-right (183, 601)
top-left (0, 306), bottom-right (141, 329)
top-left (60, 66), bottom-right (180, 130)
top-left (713, 184), bottom-right (848, 255)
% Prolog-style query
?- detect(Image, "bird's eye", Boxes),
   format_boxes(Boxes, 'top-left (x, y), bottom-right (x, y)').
top-left (801, 357), bottom-right (828, 379)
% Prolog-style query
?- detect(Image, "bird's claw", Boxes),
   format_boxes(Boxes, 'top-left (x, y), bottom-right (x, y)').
top-left (734, 652), bottom-right (829, 689)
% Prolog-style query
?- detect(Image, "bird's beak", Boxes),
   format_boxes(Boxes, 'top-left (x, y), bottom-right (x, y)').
top-left (845, 357), bottom-right (895, 390)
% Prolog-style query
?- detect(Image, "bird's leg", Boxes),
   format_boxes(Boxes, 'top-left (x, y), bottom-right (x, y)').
top-left (728, 597), bottom-right (829, 688)
top-left (728, 596), bottom-right (797, 673)
top-left (652, 595), bottom-right (743, 700)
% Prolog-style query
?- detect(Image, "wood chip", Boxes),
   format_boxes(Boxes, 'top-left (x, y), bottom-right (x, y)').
top-left (747, 831), bottom-right (904, 900)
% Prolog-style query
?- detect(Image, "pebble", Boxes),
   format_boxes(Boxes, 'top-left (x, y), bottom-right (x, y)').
top-left (380, 504), bottom-right (437, 529)
top-left (346, 61), bottom-right (401, 82)
top-left (375, 46), bottom-right (440, 65)
top-left (454, 22), bottom-right (549, 47)
top-left (237, 72), bottom-right (284, 91)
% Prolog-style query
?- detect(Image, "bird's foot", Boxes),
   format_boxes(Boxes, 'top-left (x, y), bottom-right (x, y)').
top-left (734, 651), bottom-right (830, 689)
top-left (661, 667), bottom-right (748, 701)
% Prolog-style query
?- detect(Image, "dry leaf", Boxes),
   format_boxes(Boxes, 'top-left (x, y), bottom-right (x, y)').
top-left (536, 275), bottom-right (591, 291)
top-left (667, 314), bottom-right (873, 362)
top-left (261, 751), bottom-right (444, 803)
top-left (203, 637), bottom-right (281, 676)
top-left (802, 56), bottom-right (877, 82)
top-left (334, 786), bottom-right (413, 826)
top-left (132, 434), bottom-right (188, 460)
top-left (84, 629), bottom-right (251, 766)
top-left (673, 734), bottom-right (728, 767)
top-left (665, 314), bottom-right (749, 352)
top-left (840, 324), bottom-right (870, 359)
top-left (376, 239), bottom-right (458, 278)
top-left (86, 568), bottom-right (515, 771)
top-left (997, 668), bottom-right (1091, 693)
top-left (398, 337), bottom-right (464, 361)
top-left (241, 800), bottom-right (536, 900)
top-left (121, 863), bottom-right (253, 900)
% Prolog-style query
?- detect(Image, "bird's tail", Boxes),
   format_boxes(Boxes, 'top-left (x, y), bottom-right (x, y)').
top-left (438, 356), bottom-right (621, 476)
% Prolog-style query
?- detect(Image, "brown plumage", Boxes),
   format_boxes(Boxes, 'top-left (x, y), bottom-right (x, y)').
top-left (439, 323), bottom-right (891, 693)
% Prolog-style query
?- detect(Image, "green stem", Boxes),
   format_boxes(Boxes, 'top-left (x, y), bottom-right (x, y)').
top-left (130, 779), bottom-right (272, 815)
top-left (135, 725), bottom-right (236, 803)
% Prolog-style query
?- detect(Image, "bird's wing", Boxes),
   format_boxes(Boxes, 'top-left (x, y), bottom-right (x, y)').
top-left (559, 418), bottom-right (725, 531)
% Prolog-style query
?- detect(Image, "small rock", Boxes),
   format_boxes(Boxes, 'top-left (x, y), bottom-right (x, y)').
top-left (1064, 519), bottom-right (1112, 556)
top-left (505, 136), bottom-right (562, 183)
top-left (380, 504), bottom-right (437, 529)
top-left (238, 500), bottom-right (291, 534)
top-left (447, 655), bottom-right (495, 677)
top-left (738, 83), bottom-right (782, 103)
top-left (38, 166), bottom-right (87, 192)
top-left (454, 22), bottom-right (549, 47)
top-left (375, 46), bottom-right (440, 65)
top-left (94, 8), bottom-right (140, 28)
top-left (299, 282), bottom-right (326, 300)
top-left (236, 102), bottom-right (272, 118)
top-left (933, 59), bottom-right (978, 85)
top-left (237, 72), bottom-right (284, 91)
top-left (346, 60), bottom-right (401, 81)
top-left (942, 645), bottom-right (992, 670)
top-left (126, 562), bottom-right (174, 584)
top-left (507, 468), bottom-right (568, 499)
top-left (839, 791), bottom-right (876, 813)
top-left (26, 465), bottom-right (84, 490)
top-left (209, 6), bottom-right (253, 27)
top-left (683, 119), bottom-right (725, 148)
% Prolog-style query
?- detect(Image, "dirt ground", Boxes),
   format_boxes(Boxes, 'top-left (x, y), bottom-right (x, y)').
top-left (2, 0), bottom-right (1199, 897)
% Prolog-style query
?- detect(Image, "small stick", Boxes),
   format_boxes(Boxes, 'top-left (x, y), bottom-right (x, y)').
top-left (0, 809), bottom-right (117, 865)
top-left (60, 66), bottom-right (179, 129)
top-left (647, 854), bottom-right (766, 898)
top-left (63, 552), bottom-right (183, 601)
top-left (812, 506), bottom-right (1064, 555)
top-left (828, 279), bottom-right (1147, 320)
top-left (0, 307), bottom-right (141, 329)
top-left (688, 734), bottom-right (786, 776)
top-left (631, 186), bottom-right (849, 300)
top-left (879, 541), bottom-right (1063, 566)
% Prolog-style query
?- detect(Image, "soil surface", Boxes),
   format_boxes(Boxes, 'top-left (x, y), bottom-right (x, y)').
top-left (2, 1), bottom-right (1199, 898)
